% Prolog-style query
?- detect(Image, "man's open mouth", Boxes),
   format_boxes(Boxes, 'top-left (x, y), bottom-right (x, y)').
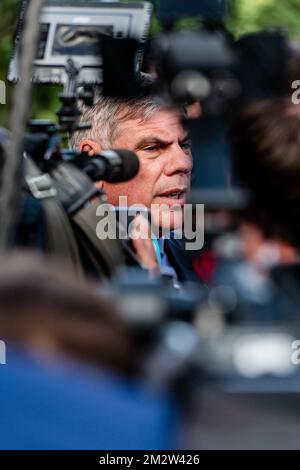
top-left (156, 188), bottom-right (187, 206)
top-left (155, 188), bottom-right (187, 203)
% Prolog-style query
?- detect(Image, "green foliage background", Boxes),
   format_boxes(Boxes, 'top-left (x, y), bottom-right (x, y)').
top-left (1, 0), bottom-right (300, 126)
top-left (227, 0), bottom-right (300, 38)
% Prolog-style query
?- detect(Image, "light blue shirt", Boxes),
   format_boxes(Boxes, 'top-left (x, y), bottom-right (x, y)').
top-left (152, 237), bottom-right (180, 287)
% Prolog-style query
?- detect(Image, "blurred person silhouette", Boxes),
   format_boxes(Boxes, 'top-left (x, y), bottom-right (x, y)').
top-left (214, 98), bottom-right (300, 322)
top-left (0, 252), bottom-right (178, 450)
top-left (0, 252), bottom-right (137, 375)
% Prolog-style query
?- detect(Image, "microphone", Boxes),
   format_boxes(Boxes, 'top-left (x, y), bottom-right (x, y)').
top-left (63, 149), bottom-right (140, 183)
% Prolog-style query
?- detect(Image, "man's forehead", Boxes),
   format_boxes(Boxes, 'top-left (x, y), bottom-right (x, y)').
top-left (116, 109), bottom-right (188, 141)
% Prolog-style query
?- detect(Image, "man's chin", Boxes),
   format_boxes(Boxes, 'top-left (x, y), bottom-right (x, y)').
top-left (150, 204), bottom-right (184, 235)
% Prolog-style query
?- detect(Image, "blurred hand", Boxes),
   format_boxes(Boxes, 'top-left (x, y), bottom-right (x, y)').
top-left (130, 214), bottom-right (159, 274)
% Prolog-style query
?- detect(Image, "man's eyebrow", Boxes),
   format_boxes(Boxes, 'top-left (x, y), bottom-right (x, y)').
top-left (135, 133), bottom-right (191, 149)
top-left (181, 133), bottom-right (191, 143)
top-left (135, 136), bottom-right (171, 149)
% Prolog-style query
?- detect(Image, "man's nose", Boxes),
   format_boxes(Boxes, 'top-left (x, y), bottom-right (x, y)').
top-left (163, 144), bottom-right (193, 176)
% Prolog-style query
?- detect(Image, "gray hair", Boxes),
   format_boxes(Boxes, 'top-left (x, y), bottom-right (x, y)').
top-left (69, 94), bottom-right (164, 151)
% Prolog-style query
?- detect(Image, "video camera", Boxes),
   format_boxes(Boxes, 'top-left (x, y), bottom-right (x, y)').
top-left (9, 0), bottom-right (152, 85)
top-left (1, 1), bottom-right (153, 280)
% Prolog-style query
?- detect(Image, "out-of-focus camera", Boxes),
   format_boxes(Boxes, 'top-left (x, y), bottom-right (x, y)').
top-left (9, 0), bottom-right (152, 85)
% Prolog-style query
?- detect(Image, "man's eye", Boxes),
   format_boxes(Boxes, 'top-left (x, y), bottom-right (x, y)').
top-left (182, 142), bottom-right (191, 151)
top-left (144, 146), bottom-right (159, 152)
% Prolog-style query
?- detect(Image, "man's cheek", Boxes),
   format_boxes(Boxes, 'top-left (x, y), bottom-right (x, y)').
top-left (102, 182), bottom-right (129, 205)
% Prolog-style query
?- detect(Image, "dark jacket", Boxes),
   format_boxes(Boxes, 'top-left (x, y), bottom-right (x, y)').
top-left (164, 236), bottom-right (200, 283)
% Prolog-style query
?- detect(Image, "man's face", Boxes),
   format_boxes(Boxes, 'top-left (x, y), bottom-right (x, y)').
top-left (102, 108), bottom-right (193, 229)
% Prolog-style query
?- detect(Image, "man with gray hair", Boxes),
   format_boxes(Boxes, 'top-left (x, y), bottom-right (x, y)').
top-left (71, 93), bottom-right (199, 282)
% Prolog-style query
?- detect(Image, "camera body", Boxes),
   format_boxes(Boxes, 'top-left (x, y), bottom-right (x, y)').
top-left (9, 0), bottom-right (152, 84)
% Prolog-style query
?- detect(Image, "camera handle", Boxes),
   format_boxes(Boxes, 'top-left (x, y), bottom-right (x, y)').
top-left (56, 58), bottom-right (94, 134)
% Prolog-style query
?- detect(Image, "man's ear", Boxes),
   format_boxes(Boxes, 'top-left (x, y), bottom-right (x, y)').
top-left (79, 139), bottom-right (101, 157)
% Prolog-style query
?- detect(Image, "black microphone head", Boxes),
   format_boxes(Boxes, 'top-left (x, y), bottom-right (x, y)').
top-left (115, 149), bottom-right (140, 182)
top-left (100, 149), bottom-right (140, 183)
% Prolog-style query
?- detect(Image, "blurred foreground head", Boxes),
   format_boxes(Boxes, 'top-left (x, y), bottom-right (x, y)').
top-left (232, 98), bottom-right (300, 252)
top-left (0, 253), bottom-right (137, 376)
